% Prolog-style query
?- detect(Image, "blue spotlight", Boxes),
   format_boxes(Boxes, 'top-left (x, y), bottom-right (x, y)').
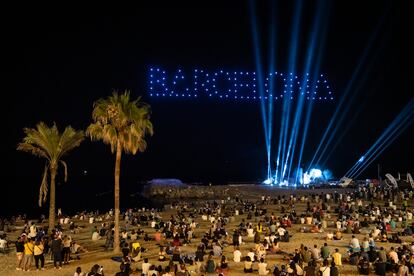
top-left (285, 0), bottom-right (327, 183)
top-left (275, 0), bottom-right (303, 184)
top-left (350, 108), bottom-right (414, 179)
top-left (249, 0), bottom-right (274, 180)
top-left (307, 14), bottom-right (388, 172)
top-left (345, 98), bottom-right (414, 179)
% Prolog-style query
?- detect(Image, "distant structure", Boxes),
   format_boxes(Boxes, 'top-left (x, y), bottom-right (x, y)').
top-left (384, 173), bottom-right (414, 189)
top-left (147, 178), bottom-right (185, 186)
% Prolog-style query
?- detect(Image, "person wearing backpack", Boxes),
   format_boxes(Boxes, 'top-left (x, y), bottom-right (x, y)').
top-left (21, 238), bottom-right (34, 271)
top-left (33, 239), bottom-right (45, 270)
top-left (319, 259), bottom-right (330, 276)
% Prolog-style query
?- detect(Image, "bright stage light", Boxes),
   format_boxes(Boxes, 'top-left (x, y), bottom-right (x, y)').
top-left (303, 168), bottom-right (323, 185)
top-left (358, 156), bottom-right (365, 162)
top-left (311, 168), bottom-right (322, 178)
top-left (263, 178), bottom-right (273, 185)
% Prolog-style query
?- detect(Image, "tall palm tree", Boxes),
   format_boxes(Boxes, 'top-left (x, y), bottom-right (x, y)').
top-left (87, 90), bottom-right (153, 253)
top-left (17, 122), bottom-right (84, 231)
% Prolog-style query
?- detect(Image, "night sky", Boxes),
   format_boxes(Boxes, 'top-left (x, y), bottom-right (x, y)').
top-left (6, 2), bottom-right (412, 215)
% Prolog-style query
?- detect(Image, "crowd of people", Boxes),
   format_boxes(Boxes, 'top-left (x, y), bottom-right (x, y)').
top-left (2, 184), bottom-right (414, 275)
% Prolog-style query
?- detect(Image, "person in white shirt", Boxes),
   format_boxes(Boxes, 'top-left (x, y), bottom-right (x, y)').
top-left (247, 249), bottom-right (255, 262)
top-left (91, 231), bottom-right (100, 241)
top-left (258, 258), bottom-right (269, 275)
top-left (29, 223), bottom-right (37, 238)
top-left (247, 226), bottom-right (254, 238)
top-left (349, 235), bottom-right (360, 250)
top-left (0, 237), bottom-right (7, 252)
top-left (372, 227), bottom-right (381, 239)
top-left (277, 227), bottom-right (286, 237)
top-left (142, 258), bottom-right (151, 275)
top-left (388, 247), bottom-right (399, 264)
top-left (311, 244), bottom-right (321, 261)
top-left (233, 247), bottom-right (242, 262)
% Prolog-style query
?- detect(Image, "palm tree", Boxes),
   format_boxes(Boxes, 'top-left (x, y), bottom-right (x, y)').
top-left (86, 90), bottom-right (153, 253)
top-left (17, 122), bottom-right (84, 232)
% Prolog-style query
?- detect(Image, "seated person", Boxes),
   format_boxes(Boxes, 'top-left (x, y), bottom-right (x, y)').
top-left (158, 246), bottom-right (167, 261)
top-left (357, 257), bottom-right (370, 275)
top-left (92, 230), bottom-right (100, 241)
top-left (172, 247), bottom-right (181, 263)
top-left (353, 223), bottom-right (360, 234)
top-left (334, 230), bottom-right (342, 240)
top-left (380, 233), bottom-right (388, 242)
top-left (216, 255), bottom-right (229, 275)
top-left (130, 230), bottom-right (138, 241)
top-left (244, 256), bottom-right (253, 273)
top-left (281, 230), bottom-right (289, 242)
top-left (310, 224), bottom-right (320, 233)
top-left (143, 233), bottom-right (152, 242)
top-left (269, 241), bottom-right (281, 254)
top-left (258, 258), bottom-right (269, 275)
top-left (205, 254), bottom-right (216, 274)
top-left (388, 233), bottom-right (402, 243)
top-left (326, 231), bottom-right (334, 240)
top-left (349, 235), bottom-right (360, 252)
top-left (70, 240), bottom-right (87, 254)
top-left (147, 264), bottom-right (159, 276)
top-left (348, 249), bottom-right (359, 265)
top-left (172, 235), bottom-right (182, 247)
top-left (374, 260), bottom-right (386, 276)
top-left (131, 242), bottom-right (142, 262)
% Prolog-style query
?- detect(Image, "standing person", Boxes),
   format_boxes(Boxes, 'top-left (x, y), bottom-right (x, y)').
top-left (331, 248), bottom-right (342, 266)
top-left (330, 261), bottom-right (339, 276)
top-left (51, 234), bottom-right (63, 269)
top-left (34, 239), bottom-right (45, 270)
top-left (397, 260), bottom-right (409, 276)
top-left (15, 235), bottom-right (25, 270)
top-left (63, 235), bottom-right (72, 264)
top-left (21, 238), bottom-right (34, 271)
top-left (319, 259), bottom-right (330, 276)
top-left (303, 261), bottom-right (316, 276)
top-left (142, 258), bottom-right (151, 275)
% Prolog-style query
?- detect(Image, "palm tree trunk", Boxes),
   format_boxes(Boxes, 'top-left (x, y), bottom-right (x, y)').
top-left (113, 140), bottom-right (122, 253)
top-left (48, 166), bottom-right (57, 232)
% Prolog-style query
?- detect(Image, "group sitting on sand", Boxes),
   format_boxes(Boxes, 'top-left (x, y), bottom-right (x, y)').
top-left (3, 185), bottom-right (414, 275)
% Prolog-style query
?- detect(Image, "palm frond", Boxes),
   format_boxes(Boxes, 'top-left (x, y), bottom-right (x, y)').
top-left (17, 143), bottom-right (49, 159)
top-left (60, 160), bottom-right (68, 182)
top-left (39, 164), bottom-right (49, 207)
top-left (57, 126), bottom-right (84, 159)
top-left (88, 90), bottom-right (153, 155)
